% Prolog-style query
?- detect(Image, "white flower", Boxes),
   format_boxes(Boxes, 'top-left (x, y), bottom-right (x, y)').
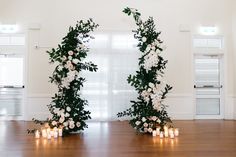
top-left (76, 122), bottom-right (81, 127)
top-left (157, 119), bottom-right (161, 124)
top-left (153, 102), bottom-right (161, 111)
top-left (135, 121), bottom-right (141, 126)
top-left (65, 112), bottom-right (70, 117)
top-left (69, 120), bottom-right (75, 125)
top-left (146, 45), bottom-right (151, 52)
top-left (52, 121), bottom-right (57, 126)
top-left (72, 58), bottom-right (79, 64)
top-left (147, 88), bottom-right (152, 92)
top-left (143, 122), bottom-right (148, 127)
top-left (60, 109), bottom-right (65, 113)
top-left (62, 56), bottom-right (67, 61)
top-left (61, 78), bottom-right (70, 89)
top-left (151, 116), bottom-right (157, 121)
top-left (144, 128), bottom-right (148, 132)
top-left (68, 56), bottom-right (72, 60)
top-left (68, 51), bottom-right (74, 56)
top-left (143, 50), bottom-right (159, 71)
top-left (149, 82), bottom-right (155, 88)
top-left (148, 128), bottom-right (153, 133)
top-left (141, 90), bottom-right (150, 102)
top-left (130, 8), bottom-right (136, 13)
top-left (156, 75), bottom-right (162, 81)
top-left (59, 116), bottom-right (65, 123)
top-left (66, 106), bottom-right (71, 112)
top-left (65, 60), bottom-right (74, 70)
top-left (69, 123), bottom-right (75, 129)
top-left (142, 37), bottom-right (147, 42)
top-left (63, 121), bottom-right (68, 127)
top-left (53, 108), bottom-right (60, 115)
top-left (78, 44), bottom-right (85, 49)
top-left (57, 65), bottom-right (63, 71)
top-left (142, 117), bottom-right (147, 122)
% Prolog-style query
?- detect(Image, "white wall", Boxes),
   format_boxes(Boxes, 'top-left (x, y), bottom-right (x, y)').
top-left (0, 0), bottom-right (235, 120)
top-left (232, 0), bottom-right (236, 119)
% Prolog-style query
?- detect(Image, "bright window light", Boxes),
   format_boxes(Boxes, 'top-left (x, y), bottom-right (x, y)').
top-left (0, 24), bottom-right (18, 33)
top-left (200, 26), bottom-right (217, 35)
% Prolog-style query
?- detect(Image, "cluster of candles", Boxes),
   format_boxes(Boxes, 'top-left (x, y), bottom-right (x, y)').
top-left (35, 127), bottom-right (63, 139)
top-left (152, 126), bottom-right (179, 139)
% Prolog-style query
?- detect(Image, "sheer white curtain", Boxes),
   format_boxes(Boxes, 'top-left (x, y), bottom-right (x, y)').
top-left (82, 32), bottom-right (139, 121)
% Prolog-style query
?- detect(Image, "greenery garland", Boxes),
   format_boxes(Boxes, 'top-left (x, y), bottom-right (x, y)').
top-left (118, 7), bottom-right (173, 133)
top-left (30, 19), bottom-right (98, 135)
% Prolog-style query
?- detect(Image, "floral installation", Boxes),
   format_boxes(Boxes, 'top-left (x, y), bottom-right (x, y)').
top-left (117, 7), bottom-right (173, 133)
top-left (29, 19), bottom-right (98, 135)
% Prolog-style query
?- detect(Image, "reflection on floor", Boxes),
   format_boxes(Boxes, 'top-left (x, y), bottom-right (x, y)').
top-left (0, 120), bottom-right (236, 157)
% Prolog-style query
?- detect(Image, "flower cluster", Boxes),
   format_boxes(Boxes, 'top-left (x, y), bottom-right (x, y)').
top-left (133, 116), bottom-right (162, 133)
top-left (141, 82), bottom-right (166, 111)
top-left (118, 7), bottom-right (172, 133)
top-left (142, 39), bottom-right (161, 72)
top-left (31, 19), bottom-right (98, 135)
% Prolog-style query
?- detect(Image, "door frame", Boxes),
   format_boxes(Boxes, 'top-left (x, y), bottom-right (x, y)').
top-left (0, 33), bottom-right (27, 120)
top-left (191, 35), bottom-right (225, 119)
top-left (194, 54), bottom-right (224, 119)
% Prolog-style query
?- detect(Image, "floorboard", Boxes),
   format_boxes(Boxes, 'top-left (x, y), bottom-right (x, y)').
top-left (0, 120), bottom-right (236, 157)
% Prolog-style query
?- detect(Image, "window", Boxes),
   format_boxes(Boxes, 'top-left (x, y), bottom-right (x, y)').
top-left (82, 32), bottom-right (139, 121)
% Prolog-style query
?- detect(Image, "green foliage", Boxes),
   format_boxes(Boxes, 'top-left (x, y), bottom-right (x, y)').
top-left (118, 7), bottom-right (173, 133)
top-left (31, 19), bottom-right (98, 135)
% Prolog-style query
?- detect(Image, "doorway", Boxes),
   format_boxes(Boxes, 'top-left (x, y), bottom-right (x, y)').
top-left (194, 55), bottom-right (223, 119)
top-left (0, 34), bottom-right (25, 120)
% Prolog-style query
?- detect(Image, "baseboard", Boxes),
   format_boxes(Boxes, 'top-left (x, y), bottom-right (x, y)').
top-left (26, 112), bottom-right (50, 121)
top-left (169, 113), bottom-right (194, 120)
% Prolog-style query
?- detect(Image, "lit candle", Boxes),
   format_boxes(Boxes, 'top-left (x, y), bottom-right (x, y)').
top-left (170, 133), bottom-right (175, 139)
top-left (152, 130), bottom-right (157, 137)
top-left (35, 130), bottom-right (40, 139)
top-left (58, 128), bottom-right (63, 137)
top-left (174, 128), bottom-right (179, 137)
top-left (169, 128), bottom-right (174, 135)
top-left (54, 131), bottom-right (58, 138)
top-left (159, 131), bottom-right (164, 138)
top-left (164, 131), bottom-right (169, 138)
top-left (42, 129), bottom-right (47, 138)
top-left (46, 128), bottom-right (50, 135)
top-left (50, 130), bottom-right (54, 136)
top-left (54, 127), bottom-right (58, 131)
top-left (164, 126), bottom-right (168, 132)
top-left (156, 127), bottom-right (160, 135)
top-left (47, 133), bottom-right (51, 140)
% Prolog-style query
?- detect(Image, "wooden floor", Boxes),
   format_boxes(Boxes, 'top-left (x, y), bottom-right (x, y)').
top-left (0, 120), bottom-right (236, 157)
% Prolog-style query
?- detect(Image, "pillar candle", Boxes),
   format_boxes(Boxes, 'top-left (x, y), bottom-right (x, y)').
top-left (169, 128), bottom-right (174, 135)
top-left (47, 133), bottom-right (51, 140)
top-left (159, 131), bottom-right (164, 138)
top-left (164, 131), bottom-right (169, 137)
top-left (170, 133), bottom-right (175, 139)
top-left (164, 126), bottom-right (168, 132)
top-left (58, 128), bottom-right (63, 137)
top-left (50, 130), bottom-right (54, 136)
top-left (35, 130), bottom-right (40, 139)
top-left (156, 127), bottom-right (160, 135)
top-left (174, 128), bottom-right (179, 137)
top-left (46, 128), bottom-right (50, 135)
top-left (42, 129), bottom-right (47, 138)
top-left (152, 130), bottom-right (157, 137)
top-left (54, 131), bottom-right (58, 138)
